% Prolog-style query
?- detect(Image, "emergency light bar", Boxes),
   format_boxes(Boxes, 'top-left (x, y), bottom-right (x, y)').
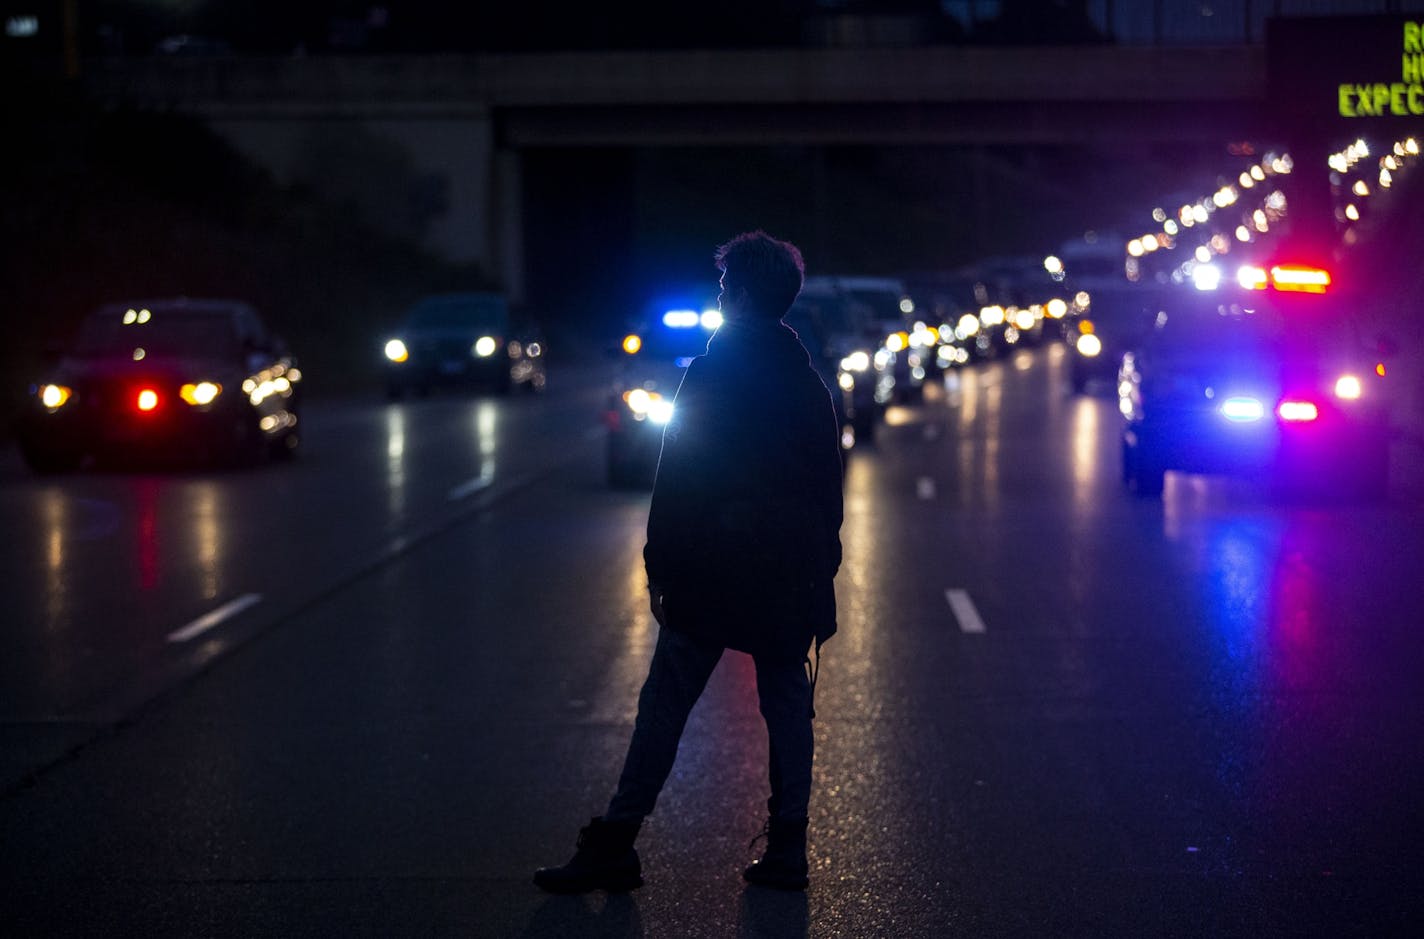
top-left (1237, 264), bottom-right (1331, 293)
top-left (1269, 265), bottom-right (1331, 293)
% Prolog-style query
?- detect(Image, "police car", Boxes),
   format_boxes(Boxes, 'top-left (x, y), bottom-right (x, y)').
top-left (785, 279), bottom-right (893, 443)
top-left (16, 298), bottom-right (302, 472)
top-left (1118, 263), bottom-right (1393, 499)
top-left (605, 305), bottom-right (721, 488)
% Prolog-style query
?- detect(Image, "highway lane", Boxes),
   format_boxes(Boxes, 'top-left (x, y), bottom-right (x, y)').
top-left (0, 367), bottom-right (610, 784)
top-left (3, 342), bottom-right (1424, 936)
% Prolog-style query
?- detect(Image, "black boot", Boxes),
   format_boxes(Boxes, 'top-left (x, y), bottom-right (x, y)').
top-left (742, 817), bottom-right (809, 890)
top-left (533, 817), bottom-right (643, 894)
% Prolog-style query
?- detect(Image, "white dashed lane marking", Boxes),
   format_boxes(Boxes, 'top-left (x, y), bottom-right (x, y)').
top-left (167, 593), bottom-right (263, 643)
top-left (945, 589), bottom-right (987, 634)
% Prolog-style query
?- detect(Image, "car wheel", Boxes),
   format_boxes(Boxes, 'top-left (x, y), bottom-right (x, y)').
top-left (606, 439), bottom-right (632, 488)
top-left (20, 445), bottom-right (82, 475)
top-left (221, 415), bottom-right (266, 468)
top-left (851, 411), bottom-right (875, 446)
top-left (1123, 434), bottom-right (1165, 497)
top-left (1352, 440), bottom-right (1390, 502)
top-left (270, 430), bottom-right (299, 461)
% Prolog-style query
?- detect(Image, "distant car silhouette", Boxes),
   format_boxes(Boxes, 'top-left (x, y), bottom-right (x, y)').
top-left (16, 297), bottom-right (302, 472)
top-left (382, 292), bottom-right (545, 398)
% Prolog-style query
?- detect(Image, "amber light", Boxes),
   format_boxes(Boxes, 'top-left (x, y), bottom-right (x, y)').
top-left (1271, 265), bottom-right (1331, 293)
top-left (136, 388), bottom-right (159, 412)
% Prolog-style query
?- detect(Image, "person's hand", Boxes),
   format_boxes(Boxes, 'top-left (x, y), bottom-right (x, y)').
top-left (649, 585), bottom-right (667, 628)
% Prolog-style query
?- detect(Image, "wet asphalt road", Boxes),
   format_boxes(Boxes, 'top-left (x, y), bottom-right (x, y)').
top-left (2, 343), bottom-right (1423, 937)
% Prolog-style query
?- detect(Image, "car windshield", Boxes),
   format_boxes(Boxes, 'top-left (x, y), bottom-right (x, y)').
top-left (841, 289), bottom-right (905, 324)
top-left (787, 296), bottom-right (870, 339)
top-left (75, 308), bottom-right (241, 358)
top-left (406, 295), bottom-right (508, 331)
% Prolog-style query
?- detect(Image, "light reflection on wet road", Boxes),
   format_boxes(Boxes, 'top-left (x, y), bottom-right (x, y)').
top-left (2, 345), bottom-right (1423, 935)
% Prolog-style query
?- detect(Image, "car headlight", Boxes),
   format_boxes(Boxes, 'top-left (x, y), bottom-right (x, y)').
top-left (624, 388), bottom-right (674, 424)
top-left (385, 339), bottom-right (409, 363)
top-left (39, 384), bottom-right (73, 409)
top-left (839, 351), bottom-right (870, 372)
top-left (1076, 334), bottom-right (1103, 357)
top-left (838, 372), bottom-right (855, 391)
top-left (473, 336), bottom-right (498, 357)
top-left (179, 382), bottom-right (222, 406)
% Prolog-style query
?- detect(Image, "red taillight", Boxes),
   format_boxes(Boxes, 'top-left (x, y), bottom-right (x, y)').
top-left (136, 388), bottom-right (160, 412)
top-left (1277, 400), bottom-right (1319, 422)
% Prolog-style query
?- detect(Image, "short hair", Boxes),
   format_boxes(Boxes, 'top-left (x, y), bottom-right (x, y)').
top-left (714, 231), bottom-right (805, 320)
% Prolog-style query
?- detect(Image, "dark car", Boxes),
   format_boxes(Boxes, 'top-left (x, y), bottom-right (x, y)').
top-left (787, 280), bottom-right (893, 443)
top-left (1118, 265), bottom-right (1393, 499)
top-left (605, 306), bottom-right (720, 488)
top-left (15, 298), bottom-right (302, 472)
top-left (383, 292), bottom-right (544, 398)
top-left (1067, 284), bottom-right (1162, 394)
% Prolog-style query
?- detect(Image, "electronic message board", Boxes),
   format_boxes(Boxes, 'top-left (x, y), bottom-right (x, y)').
top-left (1269, 15), bottom-right (1424, 139)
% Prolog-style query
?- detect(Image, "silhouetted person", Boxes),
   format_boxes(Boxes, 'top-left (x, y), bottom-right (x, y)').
top-left (535, 231), bottom-right (844, 893)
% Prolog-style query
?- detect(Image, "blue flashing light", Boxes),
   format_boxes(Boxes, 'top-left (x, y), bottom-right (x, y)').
top-left (663, 310), bottom-right (701, 328)
top-left (1221, 396), bottom-right (1266, 422)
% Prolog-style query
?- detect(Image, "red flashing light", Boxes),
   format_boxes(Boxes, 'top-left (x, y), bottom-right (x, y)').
top-left (1270, 265), bottom-right (1331, 293)
top-left (1277, 400), bottom-right (1320, 422)
top-left (1238, 264), bottom-right (1332, 293)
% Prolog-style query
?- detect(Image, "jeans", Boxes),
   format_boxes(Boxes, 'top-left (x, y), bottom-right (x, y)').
top-left (605, 626), bottom-right (815, 824)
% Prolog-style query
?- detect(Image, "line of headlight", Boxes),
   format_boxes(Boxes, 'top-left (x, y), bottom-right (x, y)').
top-left (244, 361), bottom-right (301, 406)
top-left (179, 382), bottom-right (222, 406)
top-left (385, 336), bottom-right (502, 361)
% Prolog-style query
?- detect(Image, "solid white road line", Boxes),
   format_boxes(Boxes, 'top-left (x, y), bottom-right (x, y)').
top-left (945, 589), bottom-right (987, 634)
top-left (167, 593), bottom-right (263, 643)
top-left (917, 477), bottom-right (937, 500)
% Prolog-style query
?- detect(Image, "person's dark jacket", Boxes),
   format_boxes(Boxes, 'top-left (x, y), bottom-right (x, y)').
top-left (643, 316), bottom-right (844, 664)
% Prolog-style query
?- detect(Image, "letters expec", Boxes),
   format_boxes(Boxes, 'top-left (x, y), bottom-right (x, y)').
top-left (1337, 22), bottom-right (1424, 118)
